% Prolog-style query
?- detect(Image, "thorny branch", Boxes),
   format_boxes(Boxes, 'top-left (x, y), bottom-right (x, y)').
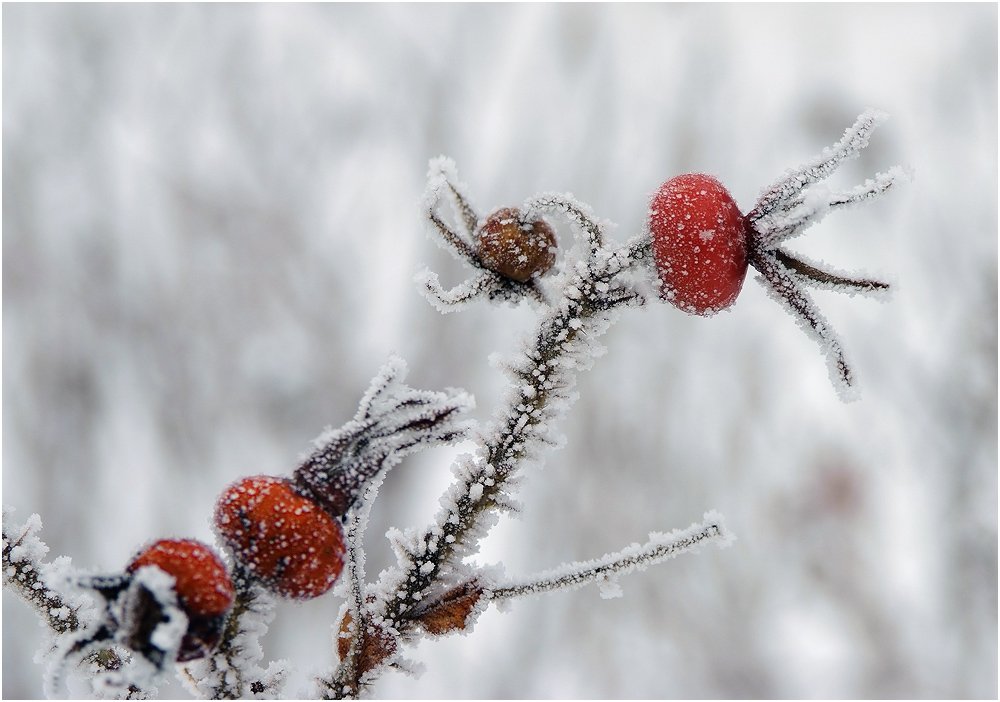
top-left (5, 111), bottom-right (901, 700)
top-left (321, 163), bottom-right (723, 698)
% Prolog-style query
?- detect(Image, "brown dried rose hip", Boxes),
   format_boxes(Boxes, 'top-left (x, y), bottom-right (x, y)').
top-left (476, 207), bottom-right (557, 283)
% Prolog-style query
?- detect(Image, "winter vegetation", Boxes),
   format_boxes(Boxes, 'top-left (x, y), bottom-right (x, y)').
top-left (4, 4), bottom-right (997, 699)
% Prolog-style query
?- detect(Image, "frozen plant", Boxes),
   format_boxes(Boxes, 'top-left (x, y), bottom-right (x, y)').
top-left (4, 110), bottom-right (903, 699)
top-left (648, 109), bottom-right (905, 397)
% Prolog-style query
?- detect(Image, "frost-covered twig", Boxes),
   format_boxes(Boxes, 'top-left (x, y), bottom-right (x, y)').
top-left (2, 508), bottom-right (152, 699)
top-left (316, 481), bottom-right (382, 700)
top-left (3, 509), bottom-right (82, 635)
top-left (181, 585), bottom-right (285, 700)
top-left (320, 163), bottom-right (675, 697)
top-left (490, 512), bottom-right (734, 601)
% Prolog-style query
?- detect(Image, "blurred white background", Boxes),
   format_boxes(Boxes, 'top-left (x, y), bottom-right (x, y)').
top-left (3, 4), bottom-right (996, 698)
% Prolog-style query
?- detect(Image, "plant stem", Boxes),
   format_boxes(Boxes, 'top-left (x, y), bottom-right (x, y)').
top-left (328, 238), bottom-right (647, 696)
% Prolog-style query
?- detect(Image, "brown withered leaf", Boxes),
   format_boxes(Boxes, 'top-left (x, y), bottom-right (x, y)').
top-left (411, 580), bottom-right (485, 636)
top-left (337, 609), bottom-right (396, 676)
top-left (336, 609), bottom-right (353, 663)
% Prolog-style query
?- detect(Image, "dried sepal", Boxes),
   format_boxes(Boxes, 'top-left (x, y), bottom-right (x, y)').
top-left (426, 208), bottom-right (482, 267)
top-left (54, 566), bottom-right (189, 696)
top-left (773, 249), bottom-right (889, 295)
top-left (748, 108), bottom-right (888, 224)
top-left (756, 165), bottom-right (908, 247)
top-left (751, 250), bottom-right (856, 397)
top-left (407, 579), bottom-right (486, 636)
top-left (737, 109), bottom-right (904, 397)
top-left (426, 156), bottom-right (479, 237)
top-left (522, 192), bottom-right (605, 258)
top-left (293, 354), bottom-right (474, 518)
top-left (416, 269), bottom-right (498, 313)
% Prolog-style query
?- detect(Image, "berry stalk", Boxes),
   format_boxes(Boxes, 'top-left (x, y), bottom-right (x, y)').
top-left (326, 237), bottom-right (648, 697)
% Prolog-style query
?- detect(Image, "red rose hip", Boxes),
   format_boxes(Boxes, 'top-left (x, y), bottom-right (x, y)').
top-left (126, 538), bottom-right (235, 660)
top-left (649, 174), bottom-right (748, 315)
top-left (214, 475), bottom-right (346, 600)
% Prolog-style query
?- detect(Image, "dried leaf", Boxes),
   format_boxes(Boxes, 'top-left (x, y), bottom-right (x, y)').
top-left (411, 581), bottom-right (484, 636)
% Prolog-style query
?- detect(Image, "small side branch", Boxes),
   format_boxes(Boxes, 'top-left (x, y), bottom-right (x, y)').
top-left (350, 230), bottom-right (662, 668)
top-left (489, 512), bottom-right (734, 601)
top-left (317, 493), bottom-right (377, 699)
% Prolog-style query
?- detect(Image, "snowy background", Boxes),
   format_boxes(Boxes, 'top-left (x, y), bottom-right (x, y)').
top-left (3, 4), bottom-right (996, 698)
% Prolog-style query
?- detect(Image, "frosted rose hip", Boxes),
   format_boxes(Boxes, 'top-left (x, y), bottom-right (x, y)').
top-left (649, 174), bottom-right (748, 315)
top-left (126, 538), bottom-right (234, 660)
top-left (214, 475), bottom-right (346, 600)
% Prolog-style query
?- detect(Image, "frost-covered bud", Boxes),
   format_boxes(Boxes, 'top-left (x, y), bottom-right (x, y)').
top-left (476, 207), bottom-right (557, 283)
top-left (214, 476), bottom-right (346, 600)
top-left (126, 538), bottom-right (235, 662)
